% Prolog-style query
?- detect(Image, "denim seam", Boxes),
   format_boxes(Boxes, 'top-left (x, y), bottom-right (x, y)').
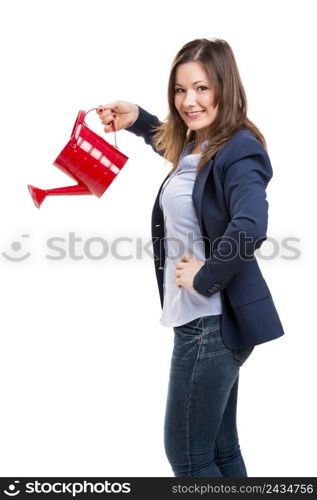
top-left (192, 317), bottom-right (204, 334)
top-left (199, 349), bottom-right (229, 359)
top-left (204, 325), bottom-right (221, 334)
top-left (200, 317), bottom-right (228, 358)
top-left (185, 328), bottom-right (204, 476)
top-left (202, 317), bottom-right (221, 335)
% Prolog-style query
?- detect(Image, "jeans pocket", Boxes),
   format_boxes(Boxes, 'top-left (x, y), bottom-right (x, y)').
top-left (232, 346), bottom-right (254, 366)
top-left (199, 316), bottom-right (231, 358)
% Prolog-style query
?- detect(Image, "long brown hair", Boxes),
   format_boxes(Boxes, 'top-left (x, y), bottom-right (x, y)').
top-left (151, 38), bottom-right (267, 175)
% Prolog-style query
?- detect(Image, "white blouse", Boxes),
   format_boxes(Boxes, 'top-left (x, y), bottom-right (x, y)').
top-left (159, 140), bottom-right (222, 328)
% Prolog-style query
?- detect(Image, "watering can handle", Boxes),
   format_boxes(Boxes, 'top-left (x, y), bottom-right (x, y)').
top-left (70, 108), bottom-right (119, 149)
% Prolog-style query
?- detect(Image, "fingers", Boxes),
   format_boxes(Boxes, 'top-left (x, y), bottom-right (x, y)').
top-left (180, 255), bottom-right (190, 262)
top-left (97, 108), bottom-right (115, 118)
top-left (175, 271), bottom-right (182, 290)
top-left (97, 102), bottom-right (118, 113)
top-left (98, 108), bottom-right (116, 120)
top-left (97, 106), bottom-right (117, 132)
top-left (176, 259), bottom-right (189, 271)
top-left (103, 120), bottom-right (116, 134)
top-left (175, 262), bottom-right (185, 270)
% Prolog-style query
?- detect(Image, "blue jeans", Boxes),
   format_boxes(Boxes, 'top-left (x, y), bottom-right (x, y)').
top-left (164, 314), bottom-right (254, 477)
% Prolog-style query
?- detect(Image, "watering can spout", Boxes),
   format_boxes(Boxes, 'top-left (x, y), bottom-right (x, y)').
top-left (28, 185), bottom-right (47, 208)
top-left (28, 184), bottom-right (91, 208)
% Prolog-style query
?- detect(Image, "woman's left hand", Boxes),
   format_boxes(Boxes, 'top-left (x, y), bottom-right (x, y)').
top-left (175, 255), bottom-right (205, 292)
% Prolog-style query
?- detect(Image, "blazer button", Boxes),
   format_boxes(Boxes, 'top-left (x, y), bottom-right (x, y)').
top-left (214, 282), bottom-right (220, 289)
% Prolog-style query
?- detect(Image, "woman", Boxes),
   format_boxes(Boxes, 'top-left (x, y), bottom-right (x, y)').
top-left (97, 38), bottom-right (284, 477)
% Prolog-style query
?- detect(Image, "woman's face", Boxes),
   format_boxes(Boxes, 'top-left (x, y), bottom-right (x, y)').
top-left (174, 61), bottom-right (218, 140)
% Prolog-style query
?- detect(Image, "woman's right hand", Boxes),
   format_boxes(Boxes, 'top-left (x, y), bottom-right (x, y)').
top-left (96, 100), bottom-right (139, 133)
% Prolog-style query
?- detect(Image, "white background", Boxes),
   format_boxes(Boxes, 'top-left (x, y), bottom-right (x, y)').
top-left (0, 0), bottom-right (316, 477)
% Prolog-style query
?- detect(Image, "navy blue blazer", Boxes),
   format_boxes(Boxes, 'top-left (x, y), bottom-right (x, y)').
top-left (126, 105), bottom-right (285, 349)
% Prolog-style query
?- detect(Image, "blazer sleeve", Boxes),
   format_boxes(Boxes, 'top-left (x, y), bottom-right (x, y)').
top-left (193, 137), bottom-right (273, 297)
top-left (125, 105), bottom-right (165, 157)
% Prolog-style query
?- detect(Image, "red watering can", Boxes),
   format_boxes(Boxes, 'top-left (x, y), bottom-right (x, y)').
top-left (28, 108), bottom-right (129, 208)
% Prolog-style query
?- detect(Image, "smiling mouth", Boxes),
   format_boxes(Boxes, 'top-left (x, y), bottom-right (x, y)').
top-left (184, 110), bottom-right (205, 117)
